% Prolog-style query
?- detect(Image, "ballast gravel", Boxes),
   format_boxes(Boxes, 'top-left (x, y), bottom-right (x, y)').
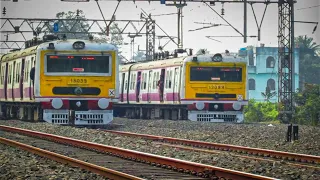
top-left (111, 118), bottom-right (320, 156)
top-left (0, 143), bottom-right (106, 180)
top-left (0, 119), bottom-right (319, 180)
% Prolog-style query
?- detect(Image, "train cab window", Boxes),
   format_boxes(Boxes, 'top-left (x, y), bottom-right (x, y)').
top-left (46, 55), bottom-right (110, 74)
top-left (190, 67), bottom-right (242, 82)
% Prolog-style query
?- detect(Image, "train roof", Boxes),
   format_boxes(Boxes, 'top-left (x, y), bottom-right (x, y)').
top-left (1, 39), bottom-right (118, 62)
top-left (120, 53), bottom-right (247, 72)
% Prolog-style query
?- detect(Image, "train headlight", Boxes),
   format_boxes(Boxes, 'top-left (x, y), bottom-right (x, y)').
top-left (73, 41), bottom-right (85, 49)
top-left (51, 98), bottom-right (63, 109)
top-left (195, 102), bottom-right (205, 110)
top-left (237, 94), bottom-right (243, 101)
top-left (98, 98), bottom-right (110, 109)
top-left (232, 102), bottom-right (241, 111)
top-left (212, 53), bottom-right (223, 62)
top-left (214, 104), bottom-right (219, 109)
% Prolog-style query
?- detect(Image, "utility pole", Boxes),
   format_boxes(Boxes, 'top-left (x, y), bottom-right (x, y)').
top-left (166, 2), bottom-right (187, 50)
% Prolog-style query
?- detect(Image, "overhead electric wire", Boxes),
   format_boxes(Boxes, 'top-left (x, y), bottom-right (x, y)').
top-left (297, 5), bottom-right (320, 11)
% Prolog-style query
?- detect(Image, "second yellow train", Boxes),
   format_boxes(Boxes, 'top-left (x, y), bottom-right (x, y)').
top-left (114, 51), bottom-right (248, 123)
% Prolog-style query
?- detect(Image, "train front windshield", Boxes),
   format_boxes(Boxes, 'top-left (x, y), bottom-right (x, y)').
top-left (46, 55), bottom-right (110, 74)
top-left (190, 67), bottom-right (242, 82)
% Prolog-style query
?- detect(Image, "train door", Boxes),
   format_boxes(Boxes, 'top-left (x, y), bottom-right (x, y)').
top-left (120, 73), bottom-right (125, 102)
top-left (12, 61), bottom-right (16, 101)
top-left (147, 70), bottom-right (152, 103)
top-left (20, 59), bottom-right (25, 100)
top-left (4, 63), bottom-right (8, 100)
top-left (30, 57), bottom-right (35, 99)
top-left (173, 67), bottom-right (179, 103)
top-left (136, 71), bottom-right (141, 102)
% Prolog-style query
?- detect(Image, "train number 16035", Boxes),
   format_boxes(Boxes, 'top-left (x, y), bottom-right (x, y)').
top-left (69, 78), bottom-right (88, 84)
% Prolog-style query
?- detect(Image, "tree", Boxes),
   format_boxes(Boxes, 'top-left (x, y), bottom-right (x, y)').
top-left (133, 51), bottom-right (146, 62)
top-left (42, 10), bottom-right (124, 46)
top-left (94, 22), bottom-right (124, 46)
top-left (261, 86), bottom-right (277, 102)
top-left (294, 84), bottom-right (320, 126)
top-left (295, 35), bottom-right (320, 86)
top-left (43, 10), bottom-right (90, 40)
top-left (295, 35), bottom-right (320, 56)
top-left (42, 10), bottom-right (124, 60)
top-left (196, 48), bottom-right (210, 55)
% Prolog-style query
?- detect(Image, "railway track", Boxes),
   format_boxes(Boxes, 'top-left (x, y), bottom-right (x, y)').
top-left (0, 125), bottom-right (277, 180)
top-left (102, 130), bottom-right (320, 167)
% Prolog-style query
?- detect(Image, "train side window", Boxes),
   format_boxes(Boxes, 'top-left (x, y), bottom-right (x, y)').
top-left (8, 65), bottom-right (11, 84)
top-left (141, 73), bottom-right (144, 90)
top-left (125, 80), bottom-right (128, 90)
top-left (142, 73), bottom-right (146, 90)
top-left (168, 70), bottom-right (172, 89)
top-left (24, 61), bottom-right (28, 82)
top-left (144, 73), bottom-right (147, 90)
top-left (165, 70), bottom-right (169, 88)
top-left (16, 63), bottom-right (20, 83)
top-left (0, 66), bottom-right (3, 85)
top-left (133, 74), bottom-right (136, 90)
top-left (156, 72), bottom-right (159, 85)
top-left (152, 72), bottom-right (156, 89)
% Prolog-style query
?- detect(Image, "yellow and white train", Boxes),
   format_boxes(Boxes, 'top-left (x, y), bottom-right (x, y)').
top-left (0, 35), bottom-right (119, 126)
top-left (114, 52), bottom-right (248, 123)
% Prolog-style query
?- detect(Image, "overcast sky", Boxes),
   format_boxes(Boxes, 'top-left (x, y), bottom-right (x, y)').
top-left (0, 0), bottom-right (319, 58)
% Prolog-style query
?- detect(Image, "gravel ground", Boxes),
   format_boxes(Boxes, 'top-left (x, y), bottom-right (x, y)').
top-left (0, 143), bottom-right (107, 180)
top-left (111, 118), bottom-right (320, 156)
top-left (0, 120), bottom-right (319, 180)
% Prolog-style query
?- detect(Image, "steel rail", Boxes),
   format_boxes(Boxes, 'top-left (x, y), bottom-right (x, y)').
top-left (0, 137), bottom-right (143, 180)
top-left (102, 130), bottom-right (320, 164)
top-left (0, 125), bottom-right (276, 180)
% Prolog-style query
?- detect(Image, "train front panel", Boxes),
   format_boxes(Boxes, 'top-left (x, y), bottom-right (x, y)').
top-left (35, 40), bottom-right (119, 125)
top-left (181, 54), bottom-right (248, 123)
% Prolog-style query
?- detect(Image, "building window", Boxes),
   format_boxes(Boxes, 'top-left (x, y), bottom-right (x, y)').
top-left (266, 56), bottom-right (275, 68)
top-left (267, 78), bottom-right (276, 90)
top-left (249, 54), bottom-right (254, 66)
top-left (249, 79), bottom-right (255, 90)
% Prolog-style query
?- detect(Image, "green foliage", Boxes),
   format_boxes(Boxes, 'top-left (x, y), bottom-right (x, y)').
top-left (261, 86), bottom-right (277, 102)
top-left (295, 35), bottom-right (320, 55)
top-left (95, 23), bottom-right (124, 46)
top-left (42, 9), bottom-right (124, 46)
top-left (43, 10), bottom-right (90, 40)
top-left (295, 35), bottom-right (320, 85)
top-left (244, 99), bottom-right (279, 123)
top-left (196, 48), bottom-right (210, 55)
top-left (294, 84), bottom-right (320, 126)
top-left (133, 51), bottom-right (146, 62)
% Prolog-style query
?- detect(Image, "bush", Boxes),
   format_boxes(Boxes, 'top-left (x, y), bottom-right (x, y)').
top-left (294, 84), bottom-right (320, 126)
top-left (244, 99), bottom-right (279, 123)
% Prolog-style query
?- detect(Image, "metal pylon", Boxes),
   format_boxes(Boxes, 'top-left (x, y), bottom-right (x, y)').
top-left (145, 16), bottom-right (155, 61)
top-left (278, 0), bottom-right (295, 123)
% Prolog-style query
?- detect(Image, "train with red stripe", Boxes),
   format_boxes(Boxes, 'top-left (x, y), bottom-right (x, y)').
top-left (0, 35), bottom-right (119, 126)
top-left (114, 50), bottom-right (248, 123)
